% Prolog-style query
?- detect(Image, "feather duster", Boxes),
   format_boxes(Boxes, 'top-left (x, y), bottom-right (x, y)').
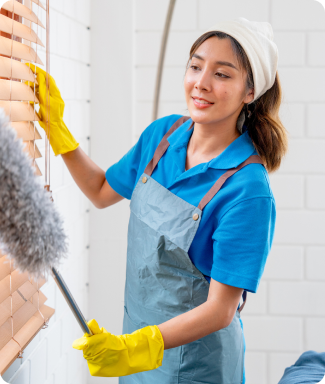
top-left (0, 109), bottom-right (67, 277)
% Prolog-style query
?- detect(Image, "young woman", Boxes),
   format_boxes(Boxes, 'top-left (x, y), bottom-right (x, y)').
top-left (32, 17), bottom-right (287, 384)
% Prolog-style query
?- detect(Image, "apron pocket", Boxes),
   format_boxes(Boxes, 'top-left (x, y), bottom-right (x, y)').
top-left (123, 305), bottom-right (147, 334)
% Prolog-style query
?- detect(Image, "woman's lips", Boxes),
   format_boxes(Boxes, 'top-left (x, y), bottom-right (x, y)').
top-left (192, 97), bottom-right (214, 109)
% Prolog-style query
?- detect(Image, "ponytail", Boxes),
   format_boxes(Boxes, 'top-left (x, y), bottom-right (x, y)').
top-left (245, 73), bottom-right (288, 172)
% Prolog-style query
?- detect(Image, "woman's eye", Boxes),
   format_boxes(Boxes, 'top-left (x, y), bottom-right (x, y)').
top-left (190, 65), bottom-right (200, 71)
top-left (216, 72), bottom-right (229, 78)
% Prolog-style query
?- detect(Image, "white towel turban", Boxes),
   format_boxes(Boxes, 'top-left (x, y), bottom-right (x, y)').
top-left (204, 17), bottom-right (279, 103)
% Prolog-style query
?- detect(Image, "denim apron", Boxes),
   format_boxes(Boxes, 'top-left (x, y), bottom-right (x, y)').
top-left (120, 117), bottom-right (264, 384)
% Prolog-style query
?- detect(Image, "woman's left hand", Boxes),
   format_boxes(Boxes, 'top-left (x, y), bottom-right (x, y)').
top-left (72, 319), bottom-right (164, 377)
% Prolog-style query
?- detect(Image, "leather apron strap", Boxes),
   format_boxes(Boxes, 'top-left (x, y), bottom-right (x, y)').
top-left (143, 116), bottom-right (265, 313)
top-left (144, 116), bottom-right (192, 177)
top-left (197, 154), bottom-right (265, 313)
top-left (198, 154), bottom-right (264, 313)
top-left (238, 290), bottom-right (247, 313)
top-left (198, 154), bottom-right (265, 210)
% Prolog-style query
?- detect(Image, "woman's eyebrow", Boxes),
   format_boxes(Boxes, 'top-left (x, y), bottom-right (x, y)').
top-left (192, 53), bottom-right (238, 71)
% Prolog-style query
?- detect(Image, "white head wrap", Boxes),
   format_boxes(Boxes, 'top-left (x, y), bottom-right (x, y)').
top-left (204, 17), bottom-right (278, 104)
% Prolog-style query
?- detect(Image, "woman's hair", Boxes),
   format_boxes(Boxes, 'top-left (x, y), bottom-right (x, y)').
top-left (187, 31), bottom-right (288, 173)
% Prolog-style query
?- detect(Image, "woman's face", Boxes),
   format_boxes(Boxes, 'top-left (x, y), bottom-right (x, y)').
top-left (184, 36), bottom-right (254, 126)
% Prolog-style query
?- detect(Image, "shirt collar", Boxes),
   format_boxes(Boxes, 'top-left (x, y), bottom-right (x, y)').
top-left (167, 118), bottom-right (257, 170)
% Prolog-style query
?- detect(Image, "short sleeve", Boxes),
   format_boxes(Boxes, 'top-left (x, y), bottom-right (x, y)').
top-left (105, 114), bottom-right (182, 200)
top-left (211, 197), bottom-right (276, 293)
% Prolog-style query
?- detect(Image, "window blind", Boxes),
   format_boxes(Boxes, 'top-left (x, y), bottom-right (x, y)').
top-left (0, 251), bottom-right (55, 375)
top-left (0, 0), bottom-right (54, 374)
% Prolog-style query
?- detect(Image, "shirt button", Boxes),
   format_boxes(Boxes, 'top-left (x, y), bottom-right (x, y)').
top-left (193, 213), bottom-right (199, 221)
top-left (142, 176), bottom-right (148, 184)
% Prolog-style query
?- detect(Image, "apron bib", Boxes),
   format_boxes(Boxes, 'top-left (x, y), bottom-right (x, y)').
top-left (120, 117), bottom-right (264, 384)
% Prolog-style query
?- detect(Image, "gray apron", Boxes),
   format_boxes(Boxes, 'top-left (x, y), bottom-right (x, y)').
top-left (120, 116), bottom-right (264, 384)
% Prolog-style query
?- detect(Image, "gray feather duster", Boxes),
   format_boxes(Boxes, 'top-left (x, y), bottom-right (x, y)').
top-left (0, 109), bottom-right (67, 277)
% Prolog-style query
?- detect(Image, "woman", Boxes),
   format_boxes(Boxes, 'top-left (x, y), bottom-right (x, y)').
top-left (33, 17), bottom-right (287, 384)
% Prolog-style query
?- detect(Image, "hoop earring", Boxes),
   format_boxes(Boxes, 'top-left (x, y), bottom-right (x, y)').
top-left (236, 109), bottom-right (246, 134)
top-left (246, 102), bottom-right (255, 118)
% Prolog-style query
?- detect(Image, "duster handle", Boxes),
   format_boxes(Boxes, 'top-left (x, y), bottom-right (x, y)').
top-left (51, 267), bottom-right (93, 335)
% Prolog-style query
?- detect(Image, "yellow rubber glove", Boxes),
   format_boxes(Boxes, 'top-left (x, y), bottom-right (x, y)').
top-left (72, 319), bottom-right (164, 377)
top-left (26, 63), bottom-right (79, 156)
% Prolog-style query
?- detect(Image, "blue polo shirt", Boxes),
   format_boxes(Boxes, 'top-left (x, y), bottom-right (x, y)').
top-left (106, 114), bottom-right (276, 294)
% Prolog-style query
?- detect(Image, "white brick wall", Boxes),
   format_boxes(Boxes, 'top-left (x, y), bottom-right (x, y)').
top-left (2, 0), bottom-right (91, 383)
top-left (89, 1), bottom-right (133, 384)
top-left (307, 104), bottom-right (325, 137)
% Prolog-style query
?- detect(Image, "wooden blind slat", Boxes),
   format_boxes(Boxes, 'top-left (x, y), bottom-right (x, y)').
top-left (0, 305), bottom-right (55, 375)
top-left (0, 292), bottom-right (24, 328)
top-left (0, 294), bottom-right (47, 350)
top-left (23, 140), bottom-right (42, 159)
top-left (0, 256), bottom-right (12, 281)
top-left (0, 14), bottom-right (44, 46)
top-left (0, 292), bottom-right (47, 349)
top-left (1, 1), bottom-right (45, 29)
top-left (0, 79), bottom-right (39, 102)
top-left (0, 36), bottom-right (43, 64)
top-left (11, 121), bottom-right (42, 140)
top-left (0, 56), bottom-right (38, 83)
top-left (0, 270), bottom-right (29, 305)
top-left (0, 101), bottom-right (40, 121)
top-left (31, 0), bottom-right (45, 11)
top-left (31, 159), bottom-right (42, 176)
top-left (0, 304), bottom-right (35, 350)
top-left (0, 280), bottom-right (46, 327)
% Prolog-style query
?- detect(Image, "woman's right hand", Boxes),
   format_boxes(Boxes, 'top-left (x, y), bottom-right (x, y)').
top-left (27, 64), bottom-right (79, 156)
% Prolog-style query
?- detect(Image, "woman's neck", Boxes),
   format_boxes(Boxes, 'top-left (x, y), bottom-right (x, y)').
top-left (185, 122), bottom-right (240, 170)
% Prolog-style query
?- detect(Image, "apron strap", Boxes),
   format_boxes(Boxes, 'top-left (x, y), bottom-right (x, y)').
top-left (198, 154), bottom-right (265, 211)
top-left (238, 290), bottom-right (247, 313)
top-left (144, 116), bottom-right (192, 177)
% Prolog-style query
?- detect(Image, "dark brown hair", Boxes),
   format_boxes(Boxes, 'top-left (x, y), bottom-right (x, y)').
top-left (187, 31), bottom-right (288, 173)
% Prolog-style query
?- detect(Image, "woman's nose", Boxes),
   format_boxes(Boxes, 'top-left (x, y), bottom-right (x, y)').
top-left (194, 70), bottom-right (211, 92)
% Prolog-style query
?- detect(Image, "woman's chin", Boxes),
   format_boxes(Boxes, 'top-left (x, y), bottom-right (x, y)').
top-left (189, 109), bottom-right (218, 124)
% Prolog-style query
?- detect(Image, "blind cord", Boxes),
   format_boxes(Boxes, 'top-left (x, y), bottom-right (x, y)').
top-left (9, 260), bottom-right (23, 359)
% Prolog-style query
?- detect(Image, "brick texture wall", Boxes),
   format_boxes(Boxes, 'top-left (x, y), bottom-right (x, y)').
top-left (2, 0), bottom-right (91, 383)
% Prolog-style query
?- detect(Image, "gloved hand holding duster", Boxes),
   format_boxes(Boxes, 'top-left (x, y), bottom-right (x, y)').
top-left (27, 64), bottom-right (79, 156)
top-left (72, 319), bottom-right (164, 377)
